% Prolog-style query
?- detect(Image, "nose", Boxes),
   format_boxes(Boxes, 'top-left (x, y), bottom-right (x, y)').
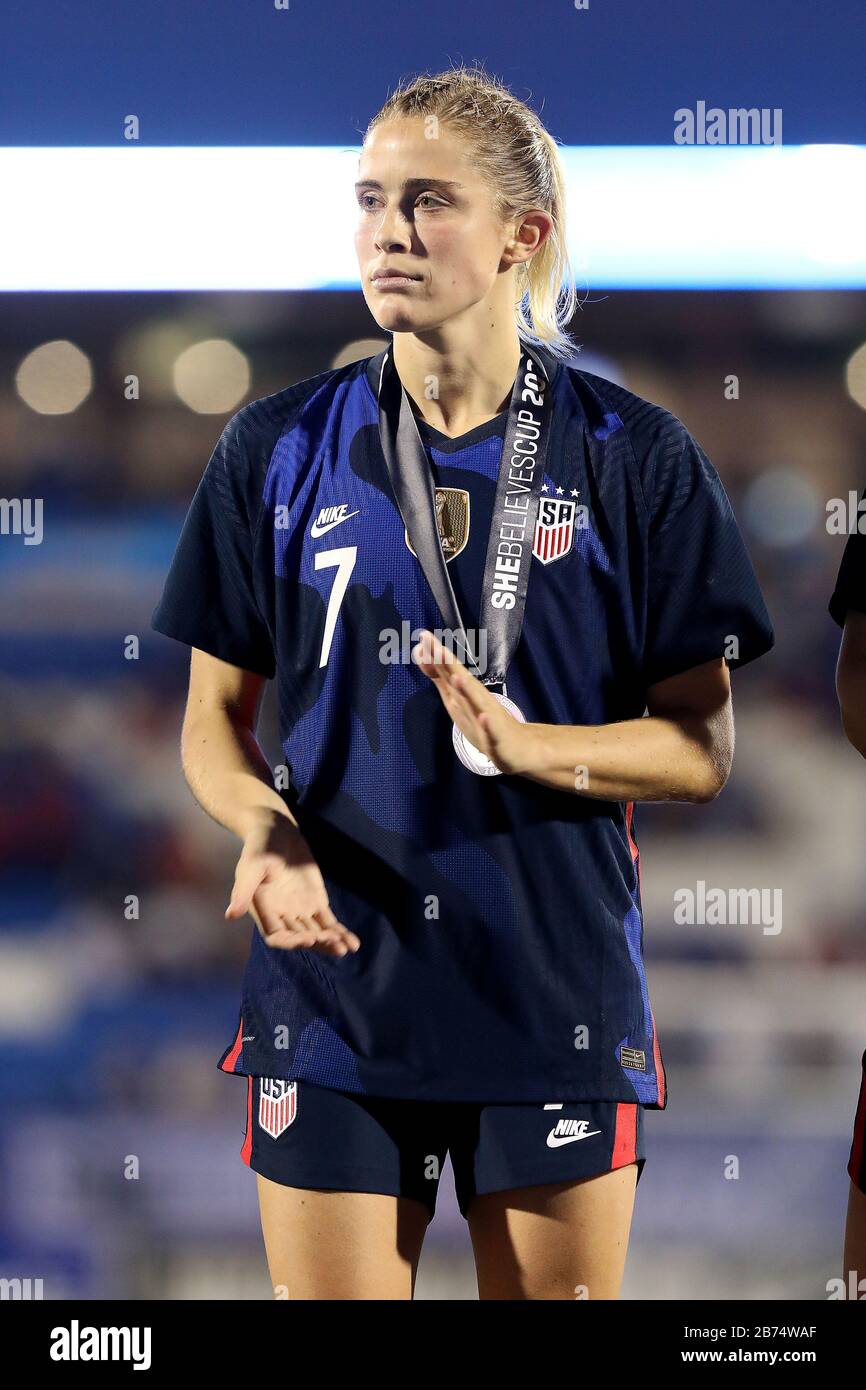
top-left (373, 202), bottom-right (412, 255)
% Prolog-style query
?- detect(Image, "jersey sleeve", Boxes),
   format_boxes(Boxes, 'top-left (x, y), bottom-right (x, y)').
top-left (828, 486), bottom-right (866, 627)
top-left (641, 421), bottom-right (775, 689)
top-left (151, 409), bottom-right (276, 678)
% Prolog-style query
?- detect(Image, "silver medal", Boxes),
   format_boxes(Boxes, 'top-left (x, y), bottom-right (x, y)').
top-left (452, 691), bottom-right (526, 777)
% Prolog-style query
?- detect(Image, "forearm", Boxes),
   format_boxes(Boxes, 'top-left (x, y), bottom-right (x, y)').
top-left (518, 713), bottom-right (727, 802)
top-left (836, 615), bottom-right (866, 758)
top-left (180, 708), bottom-right (297, 842)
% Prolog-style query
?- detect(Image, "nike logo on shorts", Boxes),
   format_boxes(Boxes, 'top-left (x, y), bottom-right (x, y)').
top-left (546, 1120), bottom-right (602, 1148)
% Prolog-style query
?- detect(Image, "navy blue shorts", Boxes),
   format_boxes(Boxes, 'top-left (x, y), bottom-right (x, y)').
top-left (849, 1050), bottom-right (866, 1196)
top-left (238, 1076), bottom-right (646, 1220)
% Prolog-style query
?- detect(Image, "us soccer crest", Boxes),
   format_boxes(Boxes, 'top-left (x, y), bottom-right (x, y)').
top-left (406, 487), bottom-right (470, 564)
top-left (532, 497), bottom-right (576, 565)
top-left (258, 1078), bottom-right (298, 1138)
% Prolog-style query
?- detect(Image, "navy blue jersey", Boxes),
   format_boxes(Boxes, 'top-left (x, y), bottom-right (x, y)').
top-left (152, 345), bottom-right (775, 1105)
top-left (829, 486), bottom-right (866, 627)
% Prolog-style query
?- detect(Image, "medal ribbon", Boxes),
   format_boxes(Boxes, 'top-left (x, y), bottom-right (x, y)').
top-left (376, 340), bottom-right (555, 687)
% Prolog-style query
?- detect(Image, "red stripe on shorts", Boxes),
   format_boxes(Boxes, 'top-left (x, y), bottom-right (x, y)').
top-left (241, 1075), bottom-right (254, 1166)
top-left (611, 1101), bottom-right (638, 1168)
top-left (220, 1016), bottom-right (244, 1073)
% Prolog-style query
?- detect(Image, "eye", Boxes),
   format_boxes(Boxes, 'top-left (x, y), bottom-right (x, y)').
top-left (356, 190), bottom-right (445, 212)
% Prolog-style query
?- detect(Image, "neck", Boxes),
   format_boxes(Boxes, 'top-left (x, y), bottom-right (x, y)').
top-left (392, 326), bottom-right (523, 438)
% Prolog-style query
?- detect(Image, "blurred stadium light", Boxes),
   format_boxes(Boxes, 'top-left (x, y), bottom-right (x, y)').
top-left (1, 145), bottom-right (865, 291)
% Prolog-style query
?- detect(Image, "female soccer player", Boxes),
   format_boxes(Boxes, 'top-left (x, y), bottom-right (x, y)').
top-left (152, 64), bottom-right (774, 1300)
top-left (829, 489), bottom-right (866, 1289)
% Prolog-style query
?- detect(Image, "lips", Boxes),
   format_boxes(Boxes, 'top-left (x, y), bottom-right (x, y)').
top-left (373, 270), bottom-right (421, 281)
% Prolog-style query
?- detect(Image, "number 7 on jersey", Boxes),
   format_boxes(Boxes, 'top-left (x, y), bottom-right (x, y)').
top-left (315, 546), bottom-right (357, 667)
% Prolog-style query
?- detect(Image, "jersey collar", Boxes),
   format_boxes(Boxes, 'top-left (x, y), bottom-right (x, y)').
top-left (363, 337), bottom-right (562, 399)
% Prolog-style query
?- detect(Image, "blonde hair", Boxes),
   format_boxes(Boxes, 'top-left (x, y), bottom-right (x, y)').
top-left (364, 63), bottom-right (581, 362)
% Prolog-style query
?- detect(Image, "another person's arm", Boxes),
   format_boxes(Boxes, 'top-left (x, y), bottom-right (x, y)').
top-left (836, 611), bottom-right (866, 759)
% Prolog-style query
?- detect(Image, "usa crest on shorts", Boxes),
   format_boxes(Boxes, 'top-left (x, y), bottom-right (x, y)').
top-left (258, 1078), bottom-right (298, 1138)
top-left (532, 497), bottom-right (576, 565)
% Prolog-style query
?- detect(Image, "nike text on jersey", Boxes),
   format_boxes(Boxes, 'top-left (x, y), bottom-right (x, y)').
top-left (310, 504), bottom-right (360, 537)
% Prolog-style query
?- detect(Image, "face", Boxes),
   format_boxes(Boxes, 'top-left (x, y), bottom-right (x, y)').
top-left (354, 117), bottom-right (524, 336)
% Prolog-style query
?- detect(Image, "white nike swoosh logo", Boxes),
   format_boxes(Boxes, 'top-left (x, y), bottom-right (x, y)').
top-left (310, 509), bottom-right (360, 537)
top-left (546, 1127), bottom-right (602, 1148)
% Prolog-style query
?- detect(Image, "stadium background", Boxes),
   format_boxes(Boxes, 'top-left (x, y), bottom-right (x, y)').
top-left (1, 1), bottom-right (864, 1298)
